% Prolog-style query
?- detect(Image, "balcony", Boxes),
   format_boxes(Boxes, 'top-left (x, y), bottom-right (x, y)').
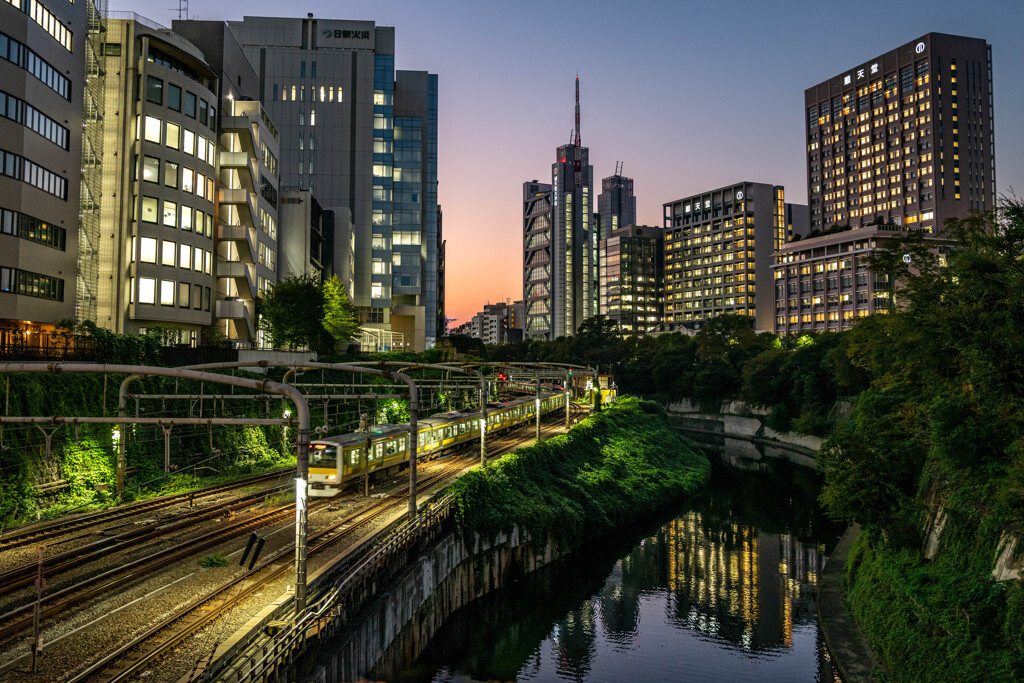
top-left (217, 261), bottom-right (257, 300)
top-left (218, 151), bottom-right (257, 193)
top-left (215, 298), bottom-right (255, 340)
top-left (217, 188), bottom-right (257, 227)
top-left (216, 224), bottom-right (259, 265)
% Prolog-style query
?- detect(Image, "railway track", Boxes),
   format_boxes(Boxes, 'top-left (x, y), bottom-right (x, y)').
top-left (0, 469), bottom-right (294, 553)
top-left (67, 456), bottom-right (471, 683)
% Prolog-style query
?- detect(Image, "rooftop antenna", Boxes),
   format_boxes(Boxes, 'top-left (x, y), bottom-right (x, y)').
top-left (574, 75), bottom-right (582, 186)
top-left (172, 0), bottom-right (187, 20)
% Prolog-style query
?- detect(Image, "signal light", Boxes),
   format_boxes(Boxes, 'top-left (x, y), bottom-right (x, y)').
top-left (497, 372), bottom-right (508, 381)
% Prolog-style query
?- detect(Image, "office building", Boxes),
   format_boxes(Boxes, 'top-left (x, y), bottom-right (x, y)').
top-left (174, 20), bottom-right (282, 346)
top-left (0, 0), bottom-right (92, 346)
top-left (599, 225), bottom-right (663, 335)
top-left (596, 173), bottom-right (636, 242)
top-left (522, 77), bottom-right (594, 341)
top-left (664, 182), bottom-right (805, 332)
top-left (226, 15), bottom-right (441, 352)
top-left (805, 33), bottom-right (994, 235)
top-left (523, 180), bottom-right (552, 339)
top-left (96, 16), bottom-right (221, 344)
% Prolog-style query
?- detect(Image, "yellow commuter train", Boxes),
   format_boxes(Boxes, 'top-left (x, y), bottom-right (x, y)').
top-left (308, 387), bottom-right (567, 497)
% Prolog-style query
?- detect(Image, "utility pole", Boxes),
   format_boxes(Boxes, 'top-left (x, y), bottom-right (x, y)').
top-left (360, 413), bottom-right (370, 496)
top-left (565, 370), bottom-right (571, 429)
top-left (535, 374), bottom-right (541, 442)
top-left (479, 381), bottom-right (487, 465)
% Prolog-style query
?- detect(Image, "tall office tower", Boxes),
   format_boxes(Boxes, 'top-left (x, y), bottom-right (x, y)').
top-left (227, 15), bottom-right (440, 352)
top-left (664, 182), bottom-right (802, 332)
top-left (96, 17), bottom-right (220, 344)
top-left (598, 225), bottom-right (663, 334)
top-left (0, 0), bottom-right (89, 344)
top-left (523, 180), bottom-right (553, 339)
top-left (597, 174), bottom-right (636, 242)
top-left (174, 20), bottom-right (282, 346)
top-left (551, 76), bottom-right (594, 337)
top-left (595, 172), bottom-right (636, 315)
top-left (805, 33), bottom-right (994, 235)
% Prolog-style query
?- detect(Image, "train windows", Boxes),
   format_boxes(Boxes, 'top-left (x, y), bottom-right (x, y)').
top-left (349, 448), bottom-right (361, 466)
top-left (309, 444), bottom-right (335, 465)
top-left (374, 443), bottom-right (383, 460)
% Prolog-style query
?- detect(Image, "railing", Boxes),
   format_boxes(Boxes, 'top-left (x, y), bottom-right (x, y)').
top-left (0, 335), bottom-right (97, 361)
top-left (229, 493), bottom-right (455, 683)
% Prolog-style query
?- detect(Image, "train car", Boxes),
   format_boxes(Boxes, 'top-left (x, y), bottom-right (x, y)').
top-left (308, 388), bottom-right (566, 496)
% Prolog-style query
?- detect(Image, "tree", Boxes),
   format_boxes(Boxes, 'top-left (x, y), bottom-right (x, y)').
top-left (259, 275), bottom-right (326, 351)
top-left (321, 275), bottom-right (360, 350)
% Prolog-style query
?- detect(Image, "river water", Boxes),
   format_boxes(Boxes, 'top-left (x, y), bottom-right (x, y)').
top-left (392, 455), bottom-right (846, 683)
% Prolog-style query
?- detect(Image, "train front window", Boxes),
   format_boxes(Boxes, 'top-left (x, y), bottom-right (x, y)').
top-left (309, 445), bottom-right (336, 466)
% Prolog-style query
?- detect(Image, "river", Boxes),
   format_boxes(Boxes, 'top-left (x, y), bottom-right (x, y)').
top-left (389, 454), bottom-right (846, 682)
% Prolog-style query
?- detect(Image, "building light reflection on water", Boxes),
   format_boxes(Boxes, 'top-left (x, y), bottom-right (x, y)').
top-left (663, 510), bottom-right (823, 653)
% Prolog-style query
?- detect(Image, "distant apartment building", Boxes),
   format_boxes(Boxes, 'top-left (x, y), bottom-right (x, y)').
top-left (805, 33), bottom-right (994, 235)
top-left (664, 182), bottom-right (806, 332)
top-left (469, 302), bottom-right (520, 346)
top-left (598, 225), bottom-right (663, 335)
top-left (523, 180), bottom-right (553, 340)
top-left (226, 15), bottom-right (441, 351)
top-left (0, 0), bottom-right (92, 345)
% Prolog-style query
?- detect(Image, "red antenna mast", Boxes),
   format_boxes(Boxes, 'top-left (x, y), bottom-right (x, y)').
top-left (574, 75), bottom-right (582, 185)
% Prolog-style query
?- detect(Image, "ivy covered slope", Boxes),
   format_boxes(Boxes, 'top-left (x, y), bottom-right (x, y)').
top-left (817, 202), bottom-right (1024, 681)
top-left (447, 397), bottom-right (710, 543)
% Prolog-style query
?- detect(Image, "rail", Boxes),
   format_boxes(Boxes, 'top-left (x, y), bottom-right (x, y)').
top-left (227, 493), bottom-right (455, 683)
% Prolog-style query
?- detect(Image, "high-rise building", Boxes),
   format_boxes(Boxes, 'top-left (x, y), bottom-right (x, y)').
top-left (596, 174), bottom-right (636, 243)
top-left (599, 225), bottom-right (663, 334)
top-left (0, 0), bottom-right (92, 346)
top-left (226, 15), bottom-right (440, 352)
top-left (664, 182), bottom-right (805, 332)
top-left (522, 180), bottom-right (552, 339)
top-left (522, 77), bottom-right (594, 341)
top-left (805, 33), bottom-right (994, 234)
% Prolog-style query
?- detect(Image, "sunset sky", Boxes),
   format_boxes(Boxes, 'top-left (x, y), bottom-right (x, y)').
top-left (116, 0), bottom-right (1024, 328)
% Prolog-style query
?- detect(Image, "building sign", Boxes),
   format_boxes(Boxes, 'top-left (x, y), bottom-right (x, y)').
top-left (843, 61), bottom-right (882, 86)
top-left (916, 41), bottom-right (926, 54)
top-left (322, 29), bottom-right (371, 39)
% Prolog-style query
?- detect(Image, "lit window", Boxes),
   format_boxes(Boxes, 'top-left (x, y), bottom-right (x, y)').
top-left (139, 237), bottom-right (157, 263)
top-left (179, 244), bottom-right (191, 270)
top-left (180, 206), bottom-right (192, 231)
top-left (142, 156), bottom-right (160, 183)
top-left (144, 116), bottom-right (161, 143)
top-left (140, 197), bottom-right (158, 223)
top-left (371, 283), bottom-right (383, 298)
top-left (164, 160), bottom-right (178, 188)
top-left (162, 201), bottom-right (177, 227)
top-left (162, 240), bottom-right (176, 266)
top-left (166, 122), bottom-right (180, 150)
top-left (183, 129), bottom-right (195, 156)
top-left (160, 280), bottom-right (175, 306)
top-left (138, 277), bottom-right (156, 304)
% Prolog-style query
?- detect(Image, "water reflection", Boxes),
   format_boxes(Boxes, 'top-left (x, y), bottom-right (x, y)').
top-left (390, 458), bottom-right (843, 682)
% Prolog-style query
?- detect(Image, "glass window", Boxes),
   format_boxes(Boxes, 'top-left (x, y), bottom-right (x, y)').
top-left (140, 196), bottom-right (158, 223)
top-left (160, 280), bottom-right (174, 306)
top-left (205, 213), bottom-right (213, 237)
top-left (138, 277), bottom-right (156, 304)
top-left (195, 172), bottom-right (206, 198)
top-left (144, 116), bottom-right (161, 143)
top-left (177, 281), bottom-right (190, 307)
top-left (179, 244), bottom-right (191, 269)
top-left (197, 136), bottom-right (207, 163)
top-left (162, 200), bottom-right (177, 227)
top-left (204, 250), bottom-right (211, 274)
top-left (206, 177), bottom-right (214, 201)
top-left (167, 84), bottom-right (181, 111)
top-left (161, 240), bottom-right (175, 266)
top-left (181, 168), bottom-right (194, 193)
top-left (199, 99), bottom-right (208, 125)
top-left (193, 283), bottom-right (202, 309)
top-left (207, 140), bottom-right (214, 162)
top-left (204, 287), bottom-right (211, 311)
top-left (193, 248), bottom-right (202, 271)
top-left (142, 156), bottom-right (159, 183)
top-left (185, 91), bottom-right (196, 118)
top-left (166, 122), bottom-right (180, 150)
top-left (180, 205), bottom-right (192, 231)
top-left (139, 237), bottom-right (157, 263)
top-left (146, 76), bottom-right (163, 105)
top-left (163, 160), bottom-right (178, 187)
top-left (182, 129), bottom-right (195, 155)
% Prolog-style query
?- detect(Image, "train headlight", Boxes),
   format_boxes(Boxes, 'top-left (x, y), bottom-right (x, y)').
top-left (327, 475), bottom-right (336, 480)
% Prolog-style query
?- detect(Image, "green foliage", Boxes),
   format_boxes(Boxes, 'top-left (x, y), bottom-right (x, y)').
top-left (79, 320), bottom-right (162, 364)
top-left (259, 274), bottom-right (330, 352)
top-left (446, 397), bottom-right (710, 544)
top-left (201, 552), bottom-right (230, 568)
top-left (321, 274), bottom-right (361, 349)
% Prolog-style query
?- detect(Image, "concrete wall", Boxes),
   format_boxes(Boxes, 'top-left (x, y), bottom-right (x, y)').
top-left (305, 526), bottom-right (562, 683)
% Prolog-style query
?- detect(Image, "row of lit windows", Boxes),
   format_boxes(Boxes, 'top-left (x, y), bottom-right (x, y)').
top-left (135, 196), bottom-right (214, 236)
top-left (0, 265), bottom-right (62, 300)
top-left (140, 155), bottom-right (214, 202)
top-left (0, 89), bottom-right (69, 149)
top-left (2, 0), bottom-right (73, 52)
top-left (0, 148), bottom-right (66, 199)
top-left (0, 207), bottom-right (65, 250)
top-left (144, 76), bottom-right (216, 132)
top-left (137, 116), bottom-right (215, 165)
top-left (0, 32), bottom-right (70, 99)
top-left (133, 236), bottom-right (211, 274)
top-left (131, 276), bottom-right (210, 310)
top-left (273, 84), bottom-right (343, 103)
